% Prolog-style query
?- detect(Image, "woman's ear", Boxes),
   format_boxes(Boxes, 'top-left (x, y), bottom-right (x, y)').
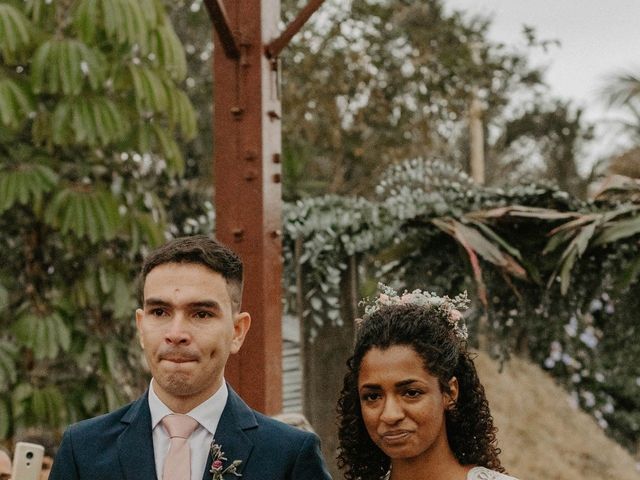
top-left (445, 376), bottom-right (459, 409)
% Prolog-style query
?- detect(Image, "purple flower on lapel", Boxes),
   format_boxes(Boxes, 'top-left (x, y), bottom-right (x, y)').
top-left (209, 440), bottom-right (242, 479)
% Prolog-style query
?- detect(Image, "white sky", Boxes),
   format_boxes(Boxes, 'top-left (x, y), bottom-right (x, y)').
top-left (445, 0), bottom-right (640, 166)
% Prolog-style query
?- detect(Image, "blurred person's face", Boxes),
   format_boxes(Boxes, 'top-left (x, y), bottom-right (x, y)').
top-left (0, 450), bottom-right (11, 480)
top-left (40, 455), bottom-right (53, 480)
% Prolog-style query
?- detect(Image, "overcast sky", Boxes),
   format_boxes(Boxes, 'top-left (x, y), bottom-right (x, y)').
top-left (445, 0), bottom-right (640, 164)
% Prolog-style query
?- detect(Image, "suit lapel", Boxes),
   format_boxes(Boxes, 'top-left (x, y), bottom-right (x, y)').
top-left (117, 391), bottom-right (158, 480)
top-left (201, 386), bottom-right (257, 480)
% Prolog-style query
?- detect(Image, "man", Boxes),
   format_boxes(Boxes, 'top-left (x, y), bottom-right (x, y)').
top-left (0, 446), bottom-right (11, 480)
top-left (50, 235), bottom-right (331, 480)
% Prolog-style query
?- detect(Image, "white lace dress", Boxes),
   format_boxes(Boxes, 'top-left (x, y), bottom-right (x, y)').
top-left (468, 466), bottom-right (519, 480)
top-left (382, 466), bottom-right (519, 480)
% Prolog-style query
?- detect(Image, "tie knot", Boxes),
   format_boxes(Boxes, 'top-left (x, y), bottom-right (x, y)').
top-left (162, 414), bottom-right (199, 439)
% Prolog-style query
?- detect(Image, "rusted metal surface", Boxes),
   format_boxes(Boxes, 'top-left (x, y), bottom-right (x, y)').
top-left (203, 0), bottom-right (240, 59)
top-left (265, 0), bottom-right (325, 58)
top-left (212, 0), bottom-right (283, 415)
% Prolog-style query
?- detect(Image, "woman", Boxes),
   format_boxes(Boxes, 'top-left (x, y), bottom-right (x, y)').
top-left (337, 285), bottom-right (519, 480)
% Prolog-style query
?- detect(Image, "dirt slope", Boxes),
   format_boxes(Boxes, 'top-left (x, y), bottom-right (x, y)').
top-left (476, 352), bottom-right (639, 480)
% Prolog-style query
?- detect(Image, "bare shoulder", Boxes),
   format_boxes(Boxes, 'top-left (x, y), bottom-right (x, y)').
top-left (468, 466), bottom-right (520, 480)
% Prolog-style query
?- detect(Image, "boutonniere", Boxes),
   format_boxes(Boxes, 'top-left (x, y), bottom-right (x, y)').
top-left (209, 440), bottom-right (242, 479)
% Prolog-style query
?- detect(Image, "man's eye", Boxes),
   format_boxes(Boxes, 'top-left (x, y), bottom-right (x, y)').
top-left (195, 311), bottom-right (213, 319)
top-left (151, 308), bottom-right (166, 316)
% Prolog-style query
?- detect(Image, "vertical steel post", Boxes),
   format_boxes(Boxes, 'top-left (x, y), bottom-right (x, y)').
top-left (212, 0), bottom-right (283, 414)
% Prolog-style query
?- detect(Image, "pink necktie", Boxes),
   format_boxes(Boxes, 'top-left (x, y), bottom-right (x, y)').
top-left (162, 414), bottom-right (199, 480)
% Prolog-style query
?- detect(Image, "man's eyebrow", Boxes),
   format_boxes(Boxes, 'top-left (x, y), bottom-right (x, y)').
top-left (189, 300), bottom-right (222, 310)
top-left (143, 298), bottom-right (222, 310)
top-left (144, 298), bottom-right (171, 308)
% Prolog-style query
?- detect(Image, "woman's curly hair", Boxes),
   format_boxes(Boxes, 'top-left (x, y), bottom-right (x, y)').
top-left (337, 303), bottom-right (503, 480)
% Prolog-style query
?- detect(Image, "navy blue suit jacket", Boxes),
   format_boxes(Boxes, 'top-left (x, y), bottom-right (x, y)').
top-left (49, 387), bottom-right (332, 480)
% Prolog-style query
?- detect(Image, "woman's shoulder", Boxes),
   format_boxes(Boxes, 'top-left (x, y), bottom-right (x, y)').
top-left (467, 466), bottom-right (520, 480)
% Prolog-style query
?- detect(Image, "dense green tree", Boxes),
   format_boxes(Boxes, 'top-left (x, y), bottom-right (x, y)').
top-left (0, 0), bottom-right (197, 436)
top-left (279, 0), bottom-right (588, 198)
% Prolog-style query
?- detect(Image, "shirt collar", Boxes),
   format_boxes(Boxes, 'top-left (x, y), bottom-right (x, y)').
top-left (148, 379), bottom-right (229, 436)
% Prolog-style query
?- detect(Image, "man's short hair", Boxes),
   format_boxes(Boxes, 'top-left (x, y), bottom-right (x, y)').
top-left (139, 235), bottom-right (244, 311)
top-left (18, 432), bottom-right (57, 458)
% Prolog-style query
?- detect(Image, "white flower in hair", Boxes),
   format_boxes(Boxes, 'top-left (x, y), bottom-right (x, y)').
top-left (361, 283), bottom-right (470, 340)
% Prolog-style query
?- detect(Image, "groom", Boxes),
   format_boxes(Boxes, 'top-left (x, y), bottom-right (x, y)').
top-left (50, 235), bottom-right (331, 480)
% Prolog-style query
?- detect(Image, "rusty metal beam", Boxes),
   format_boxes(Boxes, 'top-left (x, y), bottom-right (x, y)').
top-left (213, 0), bottom-right (283, 414)
top-left (265, 0), bottom-right (325, 58)
top-left (203, 0), bottom-right (240, 59)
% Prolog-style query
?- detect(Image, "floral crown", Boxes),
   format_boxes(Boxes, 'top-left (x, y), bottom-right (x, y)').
top-left (359, 283), bottom-right (470, 340)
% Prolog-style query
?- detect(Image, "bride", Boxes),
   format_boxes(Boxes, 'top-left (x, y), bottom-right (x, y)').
top-left (337, 285), bottom-right (520, 480)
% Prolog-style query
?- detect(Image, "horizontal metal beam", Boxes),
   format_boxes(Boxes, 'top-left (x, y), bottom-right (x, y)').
top-left (265, 0), bottom-right (325, 58)
top-left (204, 0), bottom-right (240, 59)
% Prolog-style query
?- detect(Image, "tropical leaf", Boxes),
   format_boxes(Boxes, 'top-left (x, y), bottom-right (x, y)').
top-left (468, 205), bottom-right (580, 221)
top-left (24, 0), bottom-right (56, 25)
top-left (593, 214), bottom-right (640, 245)
top-left (0, 396), bottom-right (9, 439)
top-left (126, 211), bottom-right (165, 253)
top-left (0, 77), bottom-right (35, 129)
top-left (12, 310), bottom-right (71, 360)
top-left (31, 39), bottom-right (107, 95)
top-left (134, 123), bottom-right (185, 175)
top-left (152, 124), bottom-right (184, 175)
top-left (73, 0), bottom-right (161, 52)
top-left (0, 3), bottom-right (35, 63)
top-left (433, 218), bottom-right (528, 279)
top-left (165, 87), bottom-right (197, 139)
top-left (0, 163), bottom-right (59, 213)
top-left (129, 65), bottom-right (169, 113)
top-left (0, 341), bottom-right (17, 391)
top-left (51, 96), bottom-right (128, 147)
top-left (11, 384), bottom-right (67, 428)
top-left (44, 186), bottom-right (123, 242)
top-left (151, 23), bottom-right (187, 81)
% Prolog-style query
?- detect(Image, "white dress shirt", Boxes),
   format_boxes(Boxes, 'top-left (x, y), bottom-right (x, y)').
top-left (148, 379), bottom-right (228, 480)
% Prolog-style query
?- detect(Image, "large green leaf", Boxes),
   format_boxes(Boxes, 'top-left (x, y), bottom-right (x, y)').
top-left (151, 23), bottom-right (187, 81)
top-left (31, 39), bottom-right (107, 95)
top-left (0, 163), bottom-right (58, 213)
top-left (44, 187), bottom-right (123, 242)
top-left (73, 0), bottom-right (161, 52)
top-left (0, 341), bottom-right (17, 391)
top-left (166, 87), bottom-right (197, 139)
top-left (51, 96), bottom-right (128, 147)
top-left (593, 214), bottom-right (640, 245)
top-left (0, 77), bottom-right (35, 129)
top-left (12, 311), bottom-right (71, 360)
top-left (129, 65), bottom-right (169, 113)
top-left (0, 4), bottom-right (34, 63)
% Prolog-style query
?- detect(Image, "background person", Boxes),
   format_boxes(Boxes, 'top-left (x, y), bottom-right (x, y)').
top-left (337, 286), bottom-right (519, 480)
top-left (50, 235), bottom-right (331, 480)
top-left (18, 432), bottom-right (58, 480)
top-left (0, 446), bottom-right (11, 480)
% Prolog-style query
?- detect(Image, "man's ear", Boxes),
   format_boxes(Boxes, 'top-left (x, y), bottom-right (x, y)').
top-left (135, 308), bottom-right (145, 349)
top-left (230, 312), bottom-right (251, 354)
top-left (445, 376), bottom-right (459, 409)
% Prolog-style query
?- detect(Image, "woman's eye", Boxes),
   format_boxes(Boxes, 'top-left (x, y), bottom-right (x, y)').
top-left (404, 389), bottom-right (422, 398)
top-left (361, 392), bottom-right (381, 402)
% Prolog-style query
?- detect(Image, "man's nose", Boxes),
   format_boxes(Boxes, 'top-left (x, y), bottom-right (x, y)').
top-left (164, 313), bottom-right (191, 344)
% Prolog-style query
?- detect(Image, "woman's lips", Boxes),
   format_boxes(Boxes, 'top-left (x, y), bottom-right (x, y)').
top-left (380, 430), bottom-right (412, 444)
